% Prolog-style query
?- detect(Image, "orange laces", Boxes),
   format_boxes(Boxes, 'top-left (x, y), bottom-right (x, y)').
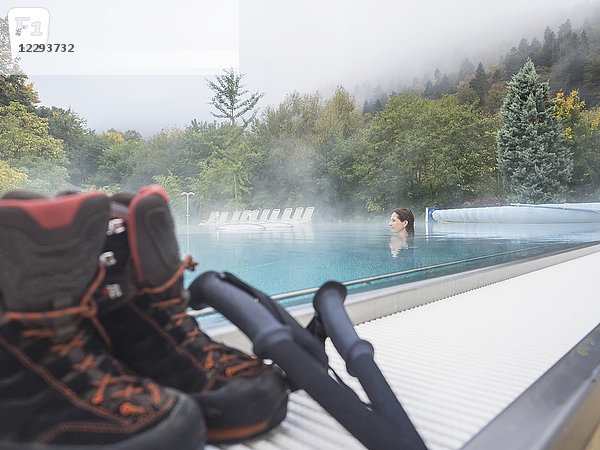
top-left (90, 374), bottom-right (158, 415)
top-left (3, 264), bottom-right (112, 350)
top-left (138, 255), bottom-right (197, 295)
top-left (145, 259), bottom-right (263, 379)
top-left (3, 263), bottom-right (157, 416)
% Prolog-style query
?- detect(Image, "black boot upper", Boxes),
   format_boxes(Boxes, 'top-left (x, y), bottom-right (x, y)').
top-left (98, 185), bottom-right (288, 443)
top-left (0, 191), bottom-right (205, 449)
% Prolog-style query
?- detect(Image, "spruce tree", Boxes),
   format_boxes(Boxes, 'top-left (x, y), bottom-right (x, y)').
top-left (497, 59), bottom-right (572, 203)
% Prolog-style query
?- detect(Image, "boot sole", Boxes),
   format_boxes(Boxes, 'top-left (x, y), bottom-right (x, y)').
top-left (0, 391), bottom-right (205, 450)
top-left (206, 392), bottom-right (288, 444)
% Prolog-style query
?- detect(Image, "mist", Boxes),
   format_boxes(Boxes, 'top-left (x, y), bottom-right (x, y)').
top-left (241, 0), bottom-right (593, 108)
top-left (12, 0), bottom-right (594, 136)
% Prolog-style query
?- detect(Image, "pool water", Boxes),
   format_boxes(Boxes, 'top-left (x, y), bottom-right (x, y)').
top-left (180, 222), bottom-right (600, 308)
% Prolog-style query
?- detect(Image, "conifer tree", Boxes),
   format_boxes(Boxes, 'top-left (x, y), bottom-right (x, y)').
top-left (470, 63), bottom-right (490, 107)
top-left (206, 68), bottom-right (263, 126)
top-left (497, 59), bottom-right (572, 203)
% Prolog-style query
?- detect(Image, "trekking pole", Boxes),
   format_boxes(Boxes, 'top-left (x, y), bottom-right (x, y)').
top-left (190, 271), bottom-right (328, 370)
top-left (313, 281), bottom-right (426, 449)
top-left (189, 271), bottom-right (415, 449)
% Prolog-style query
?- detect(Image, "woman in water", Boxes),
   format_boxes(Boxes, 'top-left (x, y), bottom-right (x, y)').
top-left (389, 207), bottom-right (415, 236)
top-left (388, 208), bottom-right (415, 257)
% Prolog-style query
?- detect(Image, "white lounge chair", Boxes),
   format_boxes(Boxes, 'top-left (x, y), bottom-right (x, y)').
top-left (291, 207), bottom-right (304, 222)
top-left (258, 209), bottom-right (270, 223)
top-left (269, 209), bottom-right (280, 222)
top-left (199, 211), bottom-right (219, 226)
top-left (301, 207), bottom-right (314, 223)
top-left (280, 208), bottom-right (293, 222)
top-left (249, 209), bottom-right (260, 223)
top-left (239, 210), bottom-right (251, 222)
top-left (263, 207), bottom-right (293, 229)
top-left (216, 211), bottom-right (229, 225)
top-left (216, 208), bottom-right (266, 232)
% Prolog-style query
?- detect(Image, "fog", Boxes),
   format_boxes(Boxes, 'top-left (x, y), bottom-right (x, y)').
top-left (5, 0), bottom-right (595, 136)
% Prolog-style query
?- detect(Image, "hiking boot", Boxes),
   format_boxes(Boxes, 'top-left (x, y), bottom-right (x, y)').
top-left (0, 190), bottom-right (205, 449)
top-left (98, 185), bottom-right (288, 443)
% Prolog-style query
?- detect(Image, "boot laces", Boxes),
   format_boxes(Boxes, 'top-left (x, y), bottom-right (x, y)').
top-left (2, 264), bottom-right (162, 416)
top-left (147, 256), bottom-right (263, 378)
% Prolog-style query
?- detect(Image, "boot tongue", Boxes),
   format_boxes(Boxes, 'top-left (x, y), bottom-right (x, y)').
top-left (0, 192), bottom-right (109, 343)
top-left (127, 186), bottom-right (182, 289)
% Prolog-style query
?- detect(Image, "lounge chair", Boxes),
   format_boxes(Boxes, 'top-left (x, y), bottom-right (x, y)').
top-left (239, 210), bottom-right (251, 222)
top-left (301, 207), bottom-right (315, 223)
top-left (269, 209), bottom-right (280, 222)
top-left (216, 211), bottom-right (229, 225)
top-left (216, 210), bottom-right (265, 231)
top-left (263, 207), bottom-right (293, 229)
top-left (248, 209), bottom-right (260, 223)
top-left (198, 211), bottom-right (219, 226)
top-left (291, 207), bottom-right (304, 222)
top-left (279, 208), bottom-right (293, 222)
top-left (258, 209), bottom-right (270, 223)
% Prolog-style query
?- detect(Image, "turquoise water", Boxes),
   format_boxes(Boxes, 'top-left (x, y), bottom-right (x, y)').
top-left (180, 222), bottom-right (600, 307)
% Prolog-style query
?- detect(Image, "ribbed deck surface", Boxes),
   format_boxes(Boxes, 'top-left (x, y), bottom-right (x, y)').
top-left (212, 251), bottom-right (600, 450)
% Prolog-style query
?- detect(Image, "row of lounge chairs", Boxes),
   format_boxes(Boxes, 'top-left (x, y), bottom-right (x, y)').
top-left (199, 207), bottom-right (314, 230)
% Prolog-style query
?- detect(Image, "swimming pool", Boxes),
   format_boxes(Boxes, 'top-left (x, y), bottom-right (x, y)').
top-left (180, 221), bottom-right (600, 312)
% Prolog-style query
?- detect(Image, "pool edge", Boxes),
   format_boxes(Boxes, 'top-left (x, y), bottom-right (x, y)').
top-left (208, 242), bottom-right (600, 353)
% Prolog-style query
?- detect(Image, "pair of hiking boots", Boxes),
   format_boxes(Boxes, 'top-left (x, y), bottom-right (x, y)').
top-left (0, 185), bottom-right (288, 449)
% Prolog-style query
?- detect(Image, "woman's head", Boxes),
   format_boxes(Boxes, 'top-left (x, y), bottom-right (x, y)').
top-left (389, 208), bottom-right (415, 235)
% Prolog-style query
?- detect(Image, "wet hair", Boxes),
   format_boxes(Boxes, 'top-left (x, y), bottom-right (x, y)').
top-left (392, 208), bottom-right (415, 235)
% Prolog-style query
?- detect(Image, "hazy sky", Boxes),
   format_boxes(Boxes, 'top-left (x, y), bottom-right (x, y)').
top-left (3, 0), bottom-right (596, 136)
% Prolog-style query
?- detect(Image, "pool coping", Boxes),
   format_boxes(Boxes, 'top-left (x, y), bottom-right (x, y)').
top-left (208, 242), bottom-right (600, 354)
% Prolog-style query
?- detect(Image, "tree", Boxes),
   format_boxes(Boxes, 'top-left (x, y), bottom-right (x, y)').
top-left (0, 74), bottom-right (39, 107)
top-left (0, 17), bottom-right (38, 106)
top-left (458, 59), bottom-right (475, 83)
top-left (358, 93), bottom-right (497, 211)
top-left (529, 38), bottom-right (543, 66)
top-left (497, 59), bottom-right (572, 203)
top-left (554, 90), bottom-right (600, 199)
top-left (93, 139), bottom-right (140, 189)
top-left (454, 82), bottom-right (478, 105)
top-left (313, 87), bottom-right (364, 209)
top-left (541, 26), bottom-right (557, 66)
top-left (470, 63), bottom-right (491, 108)
top-left (482, 82), bottom-right (508, 116)
top-left (250, 91), bottom-right (323, 206)
top-left (570, 107), bottom-right (600, 198)
top-left (152, 172), bottom-right (186, 215)
top-left (35, 106), bottom-right (95, 186)
top-left (0, 102), bottom-right (65, 162)
top-left (0, 160), bottom-right (28, 194)
top-left (192, 126), bottom-right (255, 210)
top-left (0, 102), bottom-right (70, 193)
top-left (206, 68), bottom-right (264, 126)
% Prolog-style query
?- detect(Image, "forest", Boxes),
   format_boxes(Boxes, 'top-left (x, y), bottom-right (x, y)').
top-left (2, 8), bottom-right (600, 221)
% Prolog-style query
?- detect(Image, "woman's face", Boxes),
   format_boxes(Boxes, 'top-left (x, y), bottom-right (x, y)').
top-left (389, 212), bottom-right (407, 234)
